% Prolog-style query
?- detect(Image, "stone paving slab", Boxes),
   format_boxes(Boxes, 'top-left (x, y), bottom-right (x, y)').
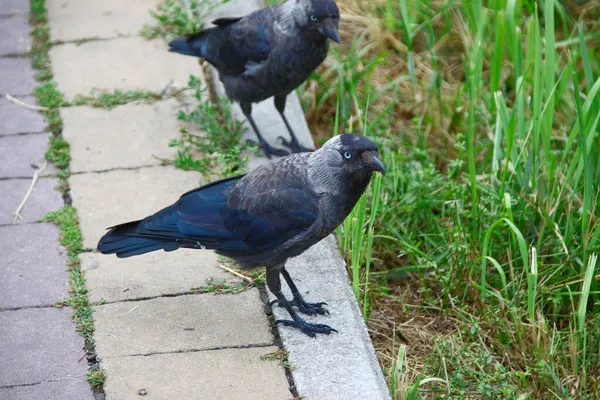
top-left (0, 178), bottom-right (63, 225)
top-left (50, 37), bottom-right (200, 101)
top-left (0, 96), bottom-right (47, 135)
top-left (0, 14), bottom-right (31, 56)
top-left (94, 289), bottom-right (272, 358)
top-left (0, 58), bottom-right (37, 96)
top-left (70, 166), bottom-right (201, 249)
top-left (270, 236), bottom-right (392, 400)
top-left (0, 223), bottom-right (69, 309)
top-left (0, 0), bottom-right (29, 16)
top-left (0, 133), bottom-right (59, 178)
top-left (102, 346), bottom-right (290, 400)
top-left (0, 378), bottom-right (94, 400)
top-left (62, 100), bottom-right (184, 173)
top-left (47, 0), bottom-right (158, 42)
top-left (0, 307), bottom-right (88, 386)
top-left (81, 250), bottom-right (239, 302)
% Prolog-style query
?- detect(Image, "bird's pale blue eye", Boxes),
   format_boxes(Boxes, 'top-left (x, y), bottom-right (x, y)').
top-left (344, 152), bottom-right (352, 159)
top-left (310, 15), bottom-right (317, 22)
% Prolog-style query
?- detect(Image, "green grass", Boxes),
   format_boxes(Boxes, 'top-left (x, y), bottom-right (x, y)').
top-left (260, 349), bottom-right (296, 370)
top-left (169, 75), bottom-right (255, 177)
top-left (87, 369), bottom-right (105, 387)
top-left (140, 0), bottom-right (226, 40)
top-left (42, 207), bottom-right (94, 341)
top-left (304, 0), bottom-right (600, 398)
top-left (192, 278), bottom-right (249, 294)
top-left (69, 90), bottom-right (166, 109)
top-left (32, 0), bottom-right (103, 390)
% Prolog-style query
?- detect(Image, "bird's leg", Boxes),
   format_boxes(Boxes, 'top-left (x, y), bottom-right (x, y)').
top-left (274, 95), bottom-right (314, 153)
top-left (267, 266), bottom-right (337, 338)
top-left (240, 102), bottom-right (289, 159)
top-left (280, 267), bottom-right (329, 316)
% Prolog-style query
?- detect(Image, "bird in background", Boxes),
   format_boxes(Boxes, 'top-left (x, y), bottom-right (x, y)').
top-left (168, 0), bottom-right (340, 159)
top-left (97, 134), bottom-right (385, 337)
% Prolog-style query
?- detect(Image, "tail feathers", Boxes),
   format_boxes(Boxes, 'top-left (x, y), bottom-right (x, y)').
top-left (97, 221), bottom-right (181, 258)
top-left (168, 36), bottom-right (203, 57)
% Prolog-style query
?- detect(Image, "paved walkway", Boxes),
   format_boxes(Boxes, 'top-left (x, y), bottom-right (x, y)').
top-left (46, 0), bottom-right (291, 399)
top-left (0, 2), bottom-right (92, 399)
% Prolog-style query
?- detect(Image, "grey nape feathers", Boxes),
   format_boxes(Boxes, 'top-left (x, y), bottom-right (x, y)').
top-left (168, 0), bottom-right (340, 158)
top-left (98, 134), bottom-right (385, 337)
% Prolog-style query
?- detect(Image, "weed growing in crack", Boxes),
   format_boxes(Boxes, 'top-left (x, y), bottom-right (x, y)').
top-left (192, 278), bottom-right (249, 295)
top-left (170, 75), bottom-right (255, 177)
top-left (87, 369), bottom-right (105, 388)
top-left (260, 349), bottom-right (296, 371)
top-left (140, 0), bottom-right (228, 40)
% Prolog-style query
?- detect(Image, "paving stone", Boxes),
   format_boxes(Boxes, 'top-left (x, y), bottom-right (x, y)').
top-left (0, 0), bottom-right (29, 15)
top-left (62, 100), bottom-right (184, 173)
top-left (0, 14), bottom-right (31, 56)
top-left (94, 289), bottom-right (272, 357)
top-left (0, 58), bottom-right (37, 96)
top-left (0, 378), bottom-right (94, 400)
top-left (0, 178), bottom-right (63, 225)
top-left (0, 133), bottom-right (58, 178)
top-left (47, 0), bottom-right (158, 42)
top-left (82, 250), bottom-right (239, 302)
top-left (70, 166), bottom-right (200, 249)
top-left (50, 37), bottom-right (200, 100)
top-left (102, 347), bottom-right (290, 400)
top-left (0, 223), bottom-right (68, 309)
top-left (0, 307), bottom-right (88, 386)
top-left (0, 96), bottom-right (47, 135)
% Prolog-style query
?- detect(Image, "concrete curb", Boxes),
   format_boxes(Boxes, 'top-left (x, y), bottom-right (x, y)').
top-left (207, 1), bottom-right (391, 398)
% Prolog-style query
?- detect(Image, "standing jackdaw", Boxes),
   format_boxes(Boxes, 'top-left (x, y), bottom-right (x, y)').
top-left (168, 0), bottom-right (340, 158)
top-left (97, 134), bottom-right (384, 336)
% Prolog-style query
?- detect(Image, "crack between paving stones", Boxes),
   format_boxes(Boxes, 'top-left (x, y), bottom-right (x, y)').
top-left (69, 164), bottom-right (169, 176)
top-left (1, 303), bottom-right (59, 312)
top-left (0, 220), bottom-right (53, 228)
top-left (257, 284), bottom-right (300, 398)
top-left (0, 377), bottom-right (85, 389)
top-left (0, 175), bottom-right (58, 181)
top-left (49, 35), bottom-right (140, 47)
top-left (94, 286), bottom-right (254, 306)
top-left (113, 342), bottom-right (276, 359)
top-left (0, 131), bottom-right (51, 138)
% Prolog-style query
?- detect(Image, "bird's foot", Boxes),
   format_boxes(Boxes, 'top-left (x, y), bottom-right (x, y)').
top-left (271, 297), bottom-right (329, 316)
top-left (289, 297), bottom-right (329, 316)
top-left (246, 139), bottom-right (289, 159)
top-left (276, 318), bottom-right (337, 338)
top-left (277, 136), bottom-right (314, 153)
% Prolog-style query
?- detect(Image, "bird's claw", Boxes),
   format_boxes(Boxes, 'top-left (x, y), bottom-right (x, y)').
top-left (271, 298), bottom-right (329, 316)
top-left (290, 298), bottom-right (329, 316)
top-left (276, 319), bottom-right (338, 337)
top-left (277, 136), bottom-right (314, 154)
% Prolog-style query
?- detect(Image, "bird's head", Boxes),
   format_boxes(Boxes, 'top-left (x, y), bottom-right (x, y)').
top-left (321, 133), bottom-right (385, 175)
top-left (298, 0), bottom-right (340, 43)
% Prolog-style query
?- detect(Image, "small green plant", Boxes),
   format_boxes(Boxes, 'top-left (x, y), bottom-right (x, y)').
top-left (260, 349), bottom-right (296, 370)
top-left (141, 0), bottom-right (226, 40)
top-left (170, 75), bottom-right (254, 176)
top-left (69, 90), bottom-right (165, 109)
top-left (193, 278), bottom-right (248, 294)
top-left (87, 369), bottom-right (105, 387)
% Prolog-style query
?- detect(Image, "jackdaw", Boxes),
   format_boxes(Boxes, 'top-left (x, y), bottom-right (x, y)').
top-left (97, 133), bottom-right (384, 336)
top-left (168, 0), bottom-right (340, 158)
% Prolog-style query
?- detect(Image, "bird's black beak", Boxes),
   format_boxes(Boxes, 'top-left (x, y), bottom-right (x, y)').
top-left (321, 18), bottom-right (340, 43)
top-left (361, 152), bottom-right (386, 174)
